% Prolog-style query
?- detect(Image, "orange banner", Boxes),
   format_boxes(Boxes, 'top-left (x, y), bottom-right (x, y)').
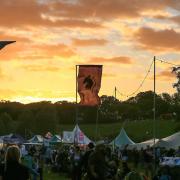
top-left (78, 65), bottom-right (102, 106)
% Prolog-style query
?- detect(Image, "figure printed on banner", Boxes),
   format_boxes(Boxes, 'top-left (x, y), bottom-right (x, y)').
top-left (78, 65), bottom-right (102, 106)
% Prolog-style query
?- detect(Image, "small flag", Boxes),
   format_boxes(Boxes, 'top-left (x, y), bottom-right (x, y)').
top-left (78, 65), bottom-right (102, 106)
top-left (0, 41), bottom-right (16, 50)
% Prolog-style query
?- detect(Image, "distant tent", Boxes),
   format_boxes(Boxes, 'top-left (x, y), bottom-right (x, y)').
top-left (2, 134), bottom-right (26, 144)
top-left (50, 135), bottom-right (61, 144)
top-left (110, 128), bottom-right (135, 148)
top-left (62, 131), bottom-right (74, 143)
top-left (161, 132), bottom-right (180, 149)
top-left (28, 135), bottom-right (43, 144)
top-left (62, 124), bottom-right (92, 145)
top-left (73, 124), bottom-right (91, 145)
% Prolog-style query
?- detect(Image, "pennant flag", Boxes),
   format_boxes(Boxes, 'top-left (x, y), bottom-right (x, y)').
top-left (78, 65), bottom-right (102, 106)
top-left (0, 41), bottom-right (16, 50)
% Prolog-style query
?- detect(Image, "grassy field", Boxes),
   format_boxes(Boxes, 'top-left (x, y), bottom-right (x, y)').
top-left (58, 119), bottom-right (180, 142)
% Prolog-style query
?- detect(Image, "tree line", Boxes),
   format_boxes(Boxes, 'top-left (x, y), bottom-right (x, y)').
top-left (0, 91), bottom-right (179, 137)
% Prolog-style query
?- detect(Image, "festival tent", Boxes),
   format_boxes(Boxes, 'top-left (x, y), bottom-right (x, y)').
top-left (110, 128), bottom-right (135, 148)
top-left (128, 138), bottom-right (159, 150)
top-left (161, 132), bottom-right (180, 149)
top-left (28, 135), bottom-right (43, 144)
top-left (62, 124), bottom-right (92, 145)
top-left (62, 131), bottom-right (74, 143)
top-left (50, 135), bottom-right (61, 144)
top-left (2, 133), bottom-right (26, 144)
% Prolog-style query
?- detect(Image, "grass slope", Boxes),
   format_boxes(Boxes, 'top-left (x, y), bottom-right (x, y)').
top-left (58, 119), bottom-right (180, 142)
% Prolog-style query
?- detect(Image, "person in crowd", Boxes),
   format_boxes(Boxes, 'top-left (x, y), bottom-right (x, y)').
top-left (159, 166), bottom-right (172, 180)
top-left (0, 150), bottom-right (5, 164)
top-left (118, 162), bottom-right (131, 179)
top-left (81, 142), bottom-right (95, 176)
top-left (87, 144), bottom-right (108, 180)
top-left (0, 145), bottom-right (30, 180)
top-left (71, 146), bottom-right (82, 180)
top-left (143, 146), bottom-right (153, 178)
top-left (24, 151), bottom-right (39, 180)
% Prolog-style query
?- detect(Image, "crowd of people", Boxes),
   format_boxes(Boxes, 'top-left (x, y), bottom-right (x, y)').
top-left (0, 143), bottom-right (180, 180)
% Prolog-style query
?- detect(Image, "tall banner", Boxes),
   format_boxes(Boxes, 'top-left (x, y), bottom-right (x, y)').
top-left (77, 65), bottom-right (102, 106)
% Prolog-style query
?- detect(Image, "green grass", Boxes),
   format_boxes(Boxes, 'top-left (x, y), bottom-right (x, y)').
top-left (43, 167), bottom-right (69, 180)
top-left (58, 119), bottom-right (180, 142)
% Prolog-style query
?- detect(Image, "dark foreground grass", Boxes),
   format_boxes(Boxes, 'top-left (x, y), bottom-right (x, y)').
top-left (58, 119), bottom-right (179, 142)
top-left (44, 167), bottom-right (69, 180)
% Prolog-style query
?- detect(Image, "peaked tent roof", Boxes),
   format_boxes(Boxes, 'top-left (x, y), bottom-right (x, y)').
top-left (28, 135), bottom-right (43, 143)
top-left (2, 133), bottom-right (26, 144)
top-left (110, 128), bottom-right (135, 148)
top-left (62, 124), bottom-right (92, 145)
top-left (73, 124), bottom-right (92, 145)
top-left (50, 135), bottom-right (61, 143)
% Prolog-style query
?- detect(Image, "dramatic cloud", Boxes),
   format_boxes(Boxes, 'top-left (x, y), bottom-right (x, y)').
top-left (1, 0), bottom-right (179, 29)
top-left (72, 38), bottom-right (108, 46)
top-left (51, 0), bottom-right (179, 19)
top-left (0, 0), bottom-right (103, 29)
top-left (135, 27), bottom-right (180, 52)
top-left (89, 56), bottom-right (133, 64)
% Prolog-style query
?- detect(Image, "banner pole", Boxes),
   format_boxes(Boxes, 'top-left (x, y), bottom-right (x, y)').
top-left (95, 106), bottom-right (99, 142)
top-left (153, 56), bottom-right (156, 175)
top-left (75, 65), bottom-right (78, 145)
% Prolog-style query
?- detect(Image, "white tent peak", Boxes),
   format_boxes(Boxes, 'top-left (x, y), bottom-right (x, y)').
top-left (110, 128), bottom-right (135, 148)
top-left (63, 124), bottom-right (92, 145)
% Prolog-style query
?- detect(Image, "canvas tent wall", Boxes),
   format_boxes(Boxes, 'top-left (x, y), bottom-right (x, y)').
top-left (153, 139), bottom-right (172, 149)
top-left (161, 131), bottom-right (180, 150)
top-left (110, 128), bottom-right (135, 148)
top-left (128, 138), bottom-right (159, 150)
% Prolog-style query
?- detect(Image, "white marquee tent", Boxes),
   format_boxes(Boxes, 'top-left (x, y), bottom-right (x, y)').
top-left (62, 124), bottom-right (92, 145)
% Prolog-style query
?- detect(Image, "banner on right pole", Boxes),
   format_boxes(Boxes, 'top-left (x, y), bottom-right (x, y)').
top-left (77, 65), bottom-right (103, 106)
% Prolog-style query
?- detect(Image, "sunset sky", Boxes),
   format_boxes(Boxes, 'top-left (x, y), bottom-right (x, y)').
top-left (0, 0), bottom-right (180, 103)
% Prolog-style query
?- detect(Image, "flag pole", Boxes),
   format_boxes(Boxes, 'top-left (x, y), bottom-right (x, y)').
top-left (153, 56), bottom-right (156, 174)
top-left (75, 65), bottom-right (78, 145)
top-left (95, 105), bottom-right (99, 142)
top-left (115, 86), bottom-right (117, 99)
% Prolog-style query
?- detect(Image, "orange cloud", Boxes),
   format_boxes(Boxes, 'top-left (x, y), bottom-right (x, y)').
top-left (135, 27), bottom-right (180, 52)
top-left (72, 38), bottom-right (108, 46)
top-left (157, 69), bottom-right (176, 81)
top-left (52, 0), bottom-right (175, 19)
top-left (89, 56), bottom-right (133, 64)
top-left (0, 0), bottom-right (103, 29)
top-left (21, 65), bottom-right (61, 72)
top-left (34, 44), bottom-right (76, 58)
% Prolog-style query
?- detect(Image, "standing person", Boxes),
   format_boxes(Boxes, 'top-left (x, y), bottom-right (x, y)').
top-left (81, 142), bottom-right (94, 176)
top-left (71, 146), bottom-right (82, 180)
top-left (0, 145), bottom-right (30, 180)
top-left (87, 144), bottom-right (108, 180)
